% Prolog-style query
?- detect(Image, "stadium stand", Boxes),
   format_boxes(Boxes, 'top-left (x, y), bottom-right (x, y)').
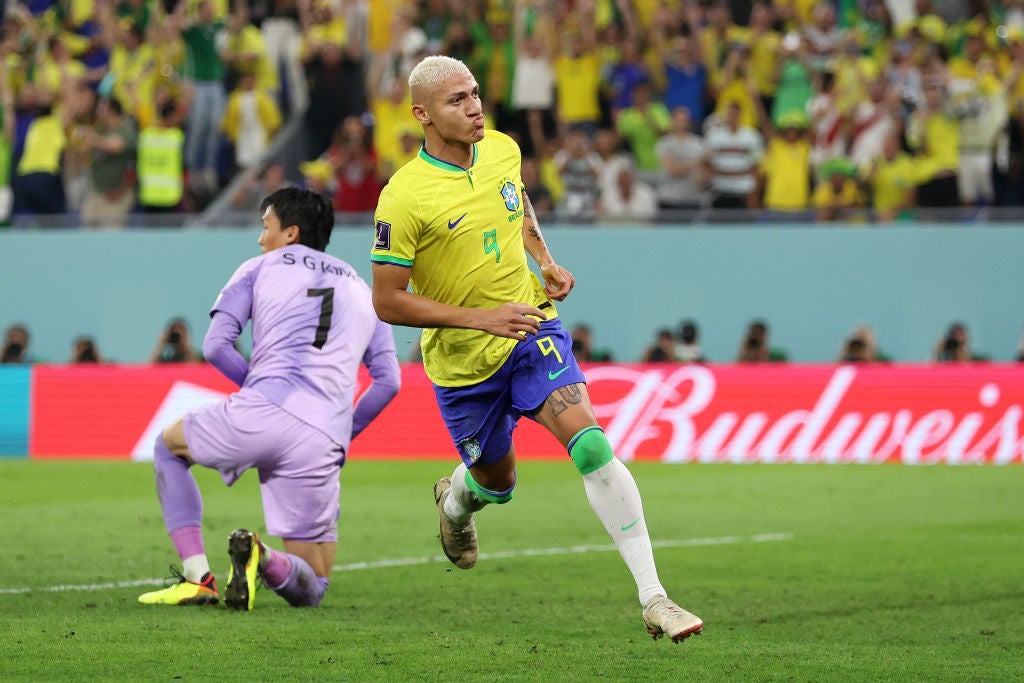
top-left (2, 0), bottom-right (1024, 228)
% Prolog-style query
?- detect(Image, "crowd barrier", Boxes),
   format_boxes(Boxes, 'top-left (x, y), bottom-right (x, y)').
top-left (2, 363), bottom-right (1021, 464)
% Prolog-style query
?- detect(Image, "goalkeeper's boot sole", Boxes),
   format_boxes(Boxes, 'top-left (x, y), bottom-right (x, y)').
top-left (225, 528), bottom-right (262, 611)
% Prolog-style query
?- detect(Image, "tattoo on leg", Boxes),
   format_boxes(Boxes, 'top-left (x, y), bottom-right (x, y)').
top-left (556, 384), bottom-right (582, 405)
top-left (546, 393), bottom-right (568, 417)
top-left (546, 384), bottom-right (582, 417)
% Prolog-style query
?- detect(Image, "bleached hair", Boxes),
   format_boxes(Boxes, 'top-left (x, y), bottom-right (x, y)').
top-left (408, 55), bottom-right (473, 91)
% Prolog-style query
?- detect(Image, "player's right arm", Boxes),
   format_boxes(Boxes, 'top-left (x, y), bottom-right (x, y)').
top-left (203, 257), bottom-right (259, 386)
top-left (202, 312), bottom-right (248, 386)
top-left (371, 263), bottom-right (545, 341)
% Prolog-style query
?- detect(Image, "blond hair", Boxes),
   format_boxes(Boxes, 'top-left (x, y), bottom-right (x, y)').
top-left (407, 55), bottom-right (473, 92)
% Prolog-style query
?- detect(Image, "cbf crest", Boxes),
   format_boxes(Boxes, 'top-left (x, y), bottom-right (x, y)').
top-left (500, 180), bottom-right (520, 212)
top-left (460, 438), bottom-right (482, 464)
top-left (499, 178), bottom-right (524, 223)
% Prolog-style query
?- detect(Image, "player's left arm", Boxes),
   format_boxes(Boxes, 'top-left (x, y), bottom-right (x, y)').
top-left (521, 191), bottom-right (576, 302)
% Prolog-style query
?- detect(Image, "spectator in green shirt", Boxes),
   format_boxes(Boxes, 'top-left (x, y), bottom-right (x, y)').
top-left (614, 83), bottom-right (671, 184)
top-left (174, 0), bottom-right (227, 194)
top-left (80, 97), bottom-right (138, 228)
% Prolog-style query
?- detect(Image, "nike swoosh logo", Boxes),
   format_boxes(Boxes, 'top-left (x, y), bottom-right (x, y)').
top-left (548, 367), bottom-right (569, 380)
top-left (448, 213), bottom-right (467, 230)
top-left (620, 518), bottom-right (641, 531)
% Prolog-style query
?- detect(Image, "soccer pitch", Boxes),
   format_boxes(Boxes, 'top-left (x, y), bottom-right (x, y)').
top-left (1, 460), bottom-right (1020, 681)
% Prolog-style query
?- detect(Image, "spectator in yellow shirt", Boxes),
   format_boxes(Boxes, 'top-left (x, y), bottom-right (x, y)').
top-left (223, 11), bottom-right (279, 96)
top-left (14, 88), bottom-right (69, 215)
top-left (554, 3), bottom-right (602, 137)
top-left (710, 44), bottom-right (758, 130)
top-left (757, 111), bottom-right (812, 216)
top-left (813, 157), bottom-right (864, 222)
top-left (746, 3), bottom-right (782, 113)
top-left (220, 72), bottom-right (282, 171)
top-left (867, 133), bottom-right (917, 222)
top-left (907, 76), bottom-right (960, 208)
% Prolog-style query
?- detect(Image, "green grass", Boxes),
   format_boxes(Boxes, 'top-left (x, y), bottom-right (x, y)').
top-left (0, 460), bottom-right (1021, 681)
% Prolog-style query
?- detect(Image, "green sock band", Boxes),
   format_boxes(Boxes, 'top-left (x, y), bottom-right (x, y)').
top-left (465, 470), bottom-right (514, 504)
top-left (568, 426), bottom-right (615, 475)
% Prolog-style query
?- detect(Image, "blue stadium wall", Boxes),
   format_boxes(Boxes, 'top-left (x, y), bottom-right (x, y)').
top-left (1, 224), bottom-right (1022, 365)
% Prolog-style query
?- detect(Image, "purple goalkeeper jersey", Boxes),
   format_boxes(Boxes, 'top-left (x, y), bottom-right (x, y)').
top-left (210, 244), bottom-right (389, 448)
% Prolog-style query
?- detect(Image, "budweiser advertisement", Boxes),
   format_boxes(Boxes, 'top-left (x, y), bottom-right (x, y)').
top-left (21, 364), bottom-right (1024, 464)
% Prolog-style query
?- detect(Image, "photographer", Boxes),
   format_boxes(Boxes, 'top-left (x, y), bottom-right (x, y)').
top-left (149, 318), bottom-right (198, 363)
top-left (933, 322), bottom-right (987, 363)
top-left (837, 325), bottom-right (889, 363)
top-left (1, 324), bottom-right (33, 364)
top-left (70, 336), bottom-right (104, 364)
top-left (736, 319), bottom-right (788, 363)
top-left (571, 324), bottom-right (612, 363)
top-left (675, 319), bottom-right (706, 363)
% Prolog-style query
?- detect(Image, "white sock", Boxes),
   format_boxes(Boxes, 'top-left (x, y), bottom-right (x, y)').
top-left (182, 554), bottom-right (211, 583)
top-left (444, 463), bottom-right (486, 524)
top-left (582, 458), bottom-right (666, 606)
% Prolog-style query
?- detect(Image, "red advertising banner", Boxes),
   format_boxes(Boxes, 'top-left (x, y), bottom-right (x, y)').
top-left (31, 365), bottom-right (240, 459)
top-left (28, 364), bottom-right (1024, 464)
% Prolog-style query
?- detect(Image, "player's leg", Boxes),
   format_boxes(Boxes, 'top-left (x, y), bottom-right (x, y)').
top-left (521, 320), bottom-right (702, 642)
top-left (142, 392), bottom-right (279, 609)
top-left (533, 385), bottom-right (668, 603)
top-left (435, 447), bottom-right (517, 569)
top-left (225, 530), bottom-right (336, 610)
top-left (534, 387), bottom-right (703, 642)
top-left (137, 421), bottom-right (218, 606)
top-left (228, 416), bottom-right (341, 609)
top-left (432, 369), bottom-right (519, 569)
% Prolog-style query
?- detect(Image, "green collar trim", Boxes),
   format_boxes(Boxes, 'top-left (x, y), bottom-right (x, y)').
top-left (418, 143), bottom-right (478, 172)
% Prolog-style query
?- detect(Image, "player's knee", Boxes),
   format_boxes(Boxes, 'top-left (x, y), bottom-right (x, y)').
top-left (153, 434), bottom-right (179, 466)
top-left (568, 426), bottom-right (614, 475)
top-left (466, 470), bottom-right (515, 504)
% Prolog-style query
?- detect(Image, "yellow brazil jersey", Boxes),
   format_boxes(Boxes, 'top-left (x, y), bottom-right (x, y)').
top-left (910, 113), bottom-right (960, 181)
top-left (871, 153), bottom-right (916, 212)
top-left (371, 130), bottom-right (557, 387)
top-left (761, 137), bottom-right (810, 211)
top-left (813, 177), bottom-right (863, 209)
top-left (17, 115), bottom-right (67, 176)
top-left (554, 53), bottom-right (601, 124)
top-left (748, 31), bottom-right (781, 96)
top-left (109, 43), bottom-right (157, 113)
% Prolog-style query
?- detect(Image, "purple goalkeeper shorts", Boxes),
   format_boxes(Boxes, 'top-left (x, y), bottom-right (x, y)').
top-left (433, 318), bottom-right (586, 468)
top-left (183, 390), bottom-right (342, 543)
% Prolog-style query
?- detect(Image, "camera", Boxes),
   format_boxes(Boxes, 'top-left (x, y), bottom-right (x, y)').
top-left (745, 336), bottom-right (762, 349)
top-left (680, 321), bottom-right (697, 345)
top-left (943, 336), bottom-right (961, 353)
top-left (76, 341), bottom-right (98, 363)
top-left (168, 330), bottom-right (182, 345)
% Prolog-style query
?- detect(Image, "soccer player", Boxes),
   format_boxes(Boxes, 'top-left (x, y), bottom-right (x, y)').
top-left (139, 187), bottom-right (400, 610)
top-left (370, 55), bottom-right (703, 643)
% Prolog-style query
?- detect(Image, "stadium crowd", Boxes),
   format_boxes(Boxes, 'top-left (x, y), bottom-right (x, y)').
top-left (3, 0), bottom-right (1024, 226)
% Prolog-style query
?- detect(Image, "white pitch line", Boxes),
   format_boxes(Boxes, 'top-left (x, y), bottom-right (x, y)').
top-left (0, 533), bottom-right (793, 596)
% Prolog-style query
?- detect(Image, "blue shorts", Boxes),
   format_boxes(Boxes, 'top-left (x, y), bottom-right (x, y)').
top-left (433, 318), bottom-right (586, 468)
